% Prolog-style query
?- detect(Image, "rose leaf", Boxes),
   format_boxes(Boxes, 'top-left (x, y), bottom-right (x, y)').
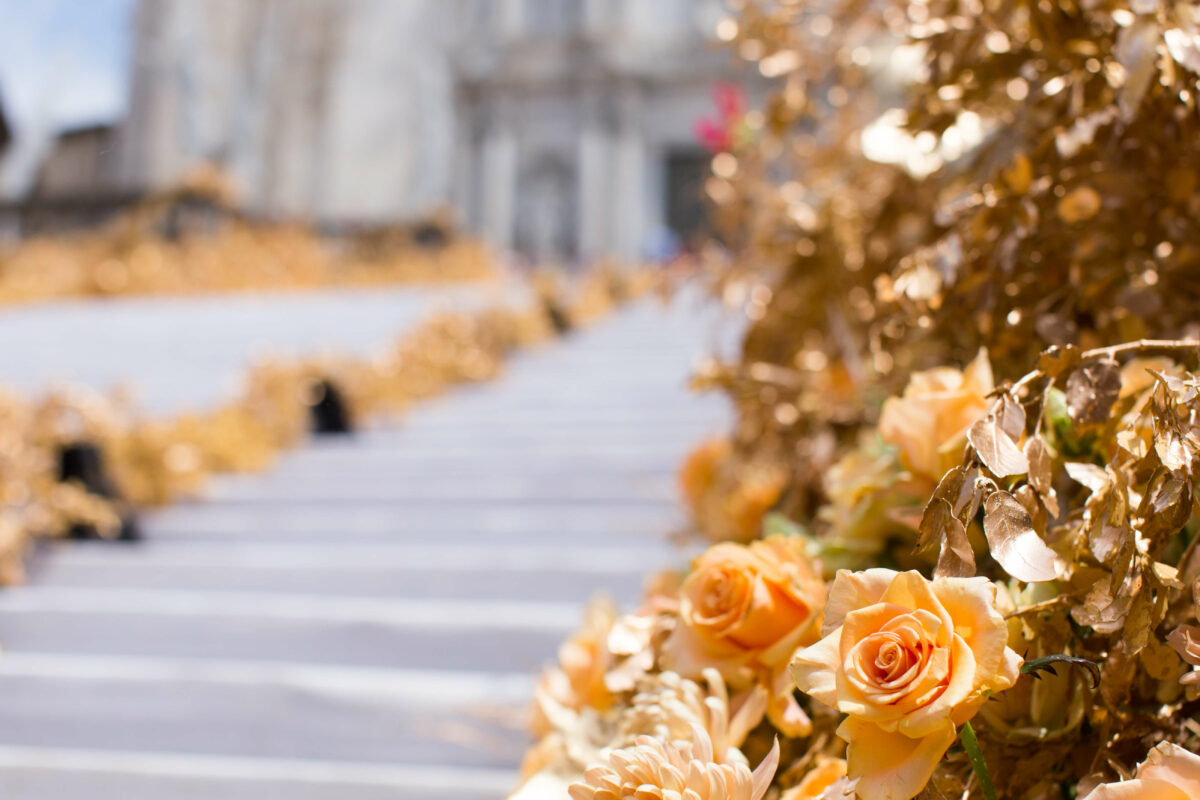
top-left (983, 491), bottom-right (1065, 582)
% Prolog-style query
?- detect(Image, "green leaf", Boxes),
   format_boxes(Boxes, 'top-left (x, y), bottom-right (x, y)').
top-left (762, 511), bottom-right (810, 539)
top-left (1019, 654), bottom-right (1101, 689)
top-left (959, 721), bottom-right (998, 800)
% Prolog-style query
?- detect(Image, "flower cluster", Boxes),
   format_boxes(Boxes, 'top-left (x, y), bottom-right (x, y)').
top-left (516, 531), bottom-right (1026, 800)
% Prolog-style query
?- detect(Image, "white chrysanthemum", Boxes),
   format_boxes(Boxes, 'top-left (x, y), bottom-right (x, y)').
top-left (568, 725), bottom-right (778, 800)
top-left (621, 669), bottom-right (766, 764)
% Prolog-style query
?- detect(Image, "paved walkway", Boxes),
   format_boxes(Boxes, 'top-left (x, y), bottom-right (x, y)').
top-left (0, 284), bottom-right (509, 415)
top-left (0, 293), bottom-right (733, 799)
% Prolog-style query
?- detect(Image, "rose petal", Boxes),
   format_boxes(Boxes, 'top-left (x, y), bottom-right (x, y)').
top-left (878, 571), bottom-right (955, 644)
top-left (823, 569), bottom-right (898, 636)
top-left (930, 576), bottom-right (1012, 688)
top-left (898, 635), bottom-right (975, 738)
top-left (790, 630), bottom-right (842, 707)
top-left (1082, 778), bottom-right (1191, 800)
top-left (1138, 741), bottom-right (1200, 796)
top-left (838, 717), bottom-right (957, 800)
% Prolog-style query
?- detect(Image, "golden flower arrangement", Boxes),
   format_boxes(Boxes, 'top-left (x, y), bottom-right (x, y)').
top-left (516, 2), bottom-right (1200, 799)
top-left (518, 339), bottom-right (1200, 800)
top-left (0, 167), bottom-right (494, 303)
top-left (0, 265), bottom-right (651, 584)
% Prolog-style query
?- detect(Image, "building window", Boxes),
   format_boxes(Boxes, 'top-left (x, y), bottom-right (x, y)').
top-left (522, 0), bottom-right (582, 37)
top-left (664, 149), bottom-right (712, 251)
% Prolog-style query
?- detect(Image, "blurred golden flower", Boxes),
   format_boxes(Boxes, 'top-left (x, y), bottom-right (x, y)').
top-left (532, 597), bottom-right (618, 738)
top-left (878, 350), bottom-right (993, 484)
top-left (1081, 742), bottom-right (1200, 800)
top-left (680, 437), bottom-right (730, 513)
top-left (679, 437), bottom-right (786, 543)
top-left (567, 727), bottom-right (778, 800)
top-left (791, 569), bottom-right (1020, 800)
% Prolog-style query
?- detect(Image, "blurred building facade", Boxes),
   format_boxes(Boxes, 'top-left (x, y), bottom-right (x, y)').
top-left (118, 0), bottom-right (452, 225)
top-left (19, 0), bottom-right (752, 262)
top-left (450, 0), bottom-right (741, 263)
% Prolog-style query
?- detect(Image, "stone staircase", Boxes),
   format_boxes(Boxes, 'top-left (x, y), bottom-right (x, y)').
top-left (0, 293), bottom-right (733, 798)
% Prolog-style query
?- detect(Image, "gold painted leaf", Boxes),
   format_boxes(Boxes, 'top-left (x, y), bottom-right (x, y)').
top-left (1036, 345), bottom-right (1081, 381)
top-left (968, 396), bottom-right (1028, 477)
top-left (1024, 436), bottom-right (1058, 517)
top-left (1168, 623), bottom-right (1200, 666)
top-left (983, 490), bottom-right (1065, 582)
top-left (1115, 19), bottom-right (1162, 121)
top-left (1065, 359), bottom-right (1121, 425)
top-left (1065, 461), bottom-right (1109, 493)
top-left (1137, 466), bottom-right (1193, 552)
top-left (1154, 419), bottom-right (1196, 471)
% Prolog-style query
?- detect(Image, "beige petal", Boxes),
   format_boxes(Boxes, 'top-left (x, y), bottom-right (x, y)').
top-left (878, 571), bottom-right (954, 643)
top-left (897, 635), bottom-right (976, 738)
top-left (823, 569), bottom-right (898, 636)
top-left (1138, 741), bottom-right (1200, 795)
top-left (1081, 779), bottom-right (1190, 800)
top-left (839, 717), bottom-right (957, 800)
top-left (929, 576), bottom-right (1012, 686)
top-left (790, 630), bottom-right (842, 708)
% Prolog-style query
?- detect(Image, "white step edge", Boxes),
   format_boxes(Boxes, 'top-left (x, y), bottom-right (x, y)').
top-left (0, 745), bottom-right (517, 793)
top-left (40, 542), bottom-right (689, 573)
top-left (0, 588), bottom-right (580, 631)
top-left (0, 652), bottom-right (533, 707)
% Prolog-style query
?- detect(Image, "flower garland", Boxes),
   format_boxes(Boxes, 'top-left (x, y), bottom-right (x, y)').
top-left (0, 266), bottom-right (652, 584)
top-left (0, 168), bottom-right (493, 304)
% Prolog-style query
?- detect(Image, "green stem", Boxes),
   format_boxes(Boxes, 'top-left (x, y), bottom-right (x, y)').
top-left (959, 721), bottom-right (998, 800)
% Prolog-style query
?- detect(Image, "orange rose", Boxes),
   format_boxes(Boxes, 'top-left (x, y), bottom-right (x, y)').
top-left (790, 569), bottom-right (1021, 800)
top-left (878, 349), bottom-right (993, 484)
top-left (664, 535), bottom-right (825, 734)
top-left (1082, 742), bottom-right (1200, 800)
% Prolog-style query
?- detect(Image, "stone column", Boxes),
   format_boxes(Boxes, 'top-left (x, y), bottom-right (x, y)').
top-left (481, 96), bottom-right (517, 253)
top-left (577, 91), bottom-right (611, 262)
top-left (451, 89), bottom-right (479, 231)
top-left (613, 81), bottom-right (645, 262)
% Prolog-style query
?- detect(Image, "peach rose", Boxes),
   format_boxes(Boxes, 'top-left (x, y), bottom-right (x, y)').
top-left (664, 535), bottom-right (825, 734)
top-left (878, 349), bottom-right (993, 484)
top-left (790, 569), bottom-right (1021, 800)
top-left (1081, 742), bottom-right (1200, 800)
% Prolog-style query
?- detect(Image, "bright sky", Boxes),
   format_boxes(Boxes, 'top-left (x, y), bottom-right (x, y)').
top-left (0, 0), bottom-right (135, 132)
top-left (0, 0), bottom-right (135, 195)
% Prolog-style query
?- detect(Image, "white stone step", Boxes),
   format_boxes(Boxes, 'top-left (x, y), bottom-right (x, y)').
top-left (0, 653), bottom-right (529, 767)
top-left (29, 541), bottom-right (680, 603)
top-left (140, 502), bottom-right (685, 542)
top-left (0, 746), bottom-right (515, 800)
top-left (0, 587), bottom-right (573, 671)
